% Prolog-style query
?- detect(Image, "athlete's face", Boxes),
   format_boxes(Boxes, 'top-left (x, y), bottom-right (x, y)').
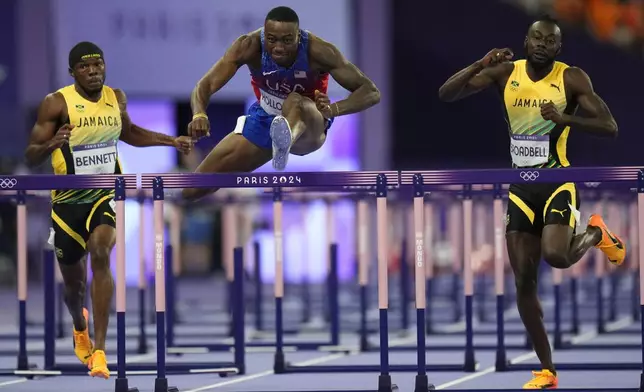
top-left (71, 57), bottom-right (106, 94)
top-left (264, 20), bottom-right (299, 67)
top-left (524, 21), bottom-right (561, 68)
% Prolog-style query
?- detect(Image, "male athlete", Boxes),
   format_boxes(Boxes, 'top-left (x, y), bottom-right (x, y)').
top-left (438, 15), bottom-right (623, 389)
top-left (24, 41), bottom-right (192, 379)
top-left (182, 6), bottom-right (380, 200)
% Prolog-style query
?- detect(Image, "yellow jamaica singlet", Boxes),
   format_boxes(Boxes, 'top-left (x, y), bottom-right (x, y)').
top-left (51, 85), bottom-right (123, 204)
top-left (503, 59), bottom-right (571, 168)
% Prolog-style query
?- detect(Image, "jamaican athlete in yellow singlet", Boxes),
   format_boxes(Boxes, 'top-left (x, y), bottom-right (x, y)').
top-left (51, 84), bottom-right (123, 204)
top-left (504, 59), bottom-right (570, 169)
top-left (502, 59), bottom-right (579, 236)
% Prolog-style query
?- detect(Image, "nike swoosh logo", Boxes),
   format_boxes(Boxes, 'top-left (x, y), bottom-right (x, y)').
top-left (605, 229), bottom-right (624, 249)
top-left (263, 70), bottom-right (278, 76)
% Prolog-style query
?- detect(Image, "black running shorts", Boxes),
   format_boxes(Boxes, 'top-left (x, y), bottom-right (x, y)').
top-left (50, 196), bottom-right (116, 265)
top-left (506, 182), bottom-right (580, 237)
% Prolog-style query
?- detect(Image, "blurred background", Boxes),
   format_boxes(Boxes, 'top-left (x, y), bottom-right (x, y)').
top-left (0, 0), bottom-right (641, 286)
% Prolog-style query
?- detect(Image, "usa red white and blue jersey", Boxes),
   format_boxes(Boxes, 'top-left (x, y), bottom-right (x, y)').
top-left (249, 29), bottom-right (329, 116)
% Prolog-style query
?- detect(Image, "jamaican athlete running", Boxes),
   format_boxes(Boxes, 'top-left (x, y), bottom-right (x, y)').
top-left (438, 15), bottom-right (624, 389)
top-left (24, 42), bottom-right (192, 380)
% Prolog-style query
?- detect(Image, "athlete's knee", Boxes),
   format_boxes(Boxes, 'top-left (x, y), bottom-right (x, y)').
top-left (541, 248), bottom-right (570, 269)
top-left (514, 270), bottom-right (538, 297)
top-left (282, 92), bottom-right (306, 116)
top-left (89, 246), bottom-right (111, 272)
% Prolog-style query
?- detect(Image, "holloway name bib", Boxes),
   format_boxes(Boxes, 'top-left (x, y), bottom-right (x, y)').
top-left (72, 140), bottom-right (118, 175)
top-left (259, 89), bottom-right (285, 116)
top-left (510, 134), bottom-right (549, 167)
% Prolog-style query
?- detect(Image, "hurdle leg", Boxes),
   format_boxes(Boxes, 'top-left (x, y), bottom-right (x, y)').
top-left (492, 185), bottom-right (507, 371)
top-left (137, 193), bottom-right (148, 354)
top-left (326, 198), bottom-right (340, 346)
top-left (16, 191), bottom-right (33, 370)
top-left (222, 205), bottom-right (237, 337)
top-left (462, 185), bottom-right (476, 372)
top-left (449, 203), bottom-right (463, 322)
top-left (114, 178), bottom-right (139, 392)
top-left (376, 175), bottom-right (396, 392)
top-left (273, 187), bottom-right (286, 373)
top-left (412, 175), bottom-right (432, 392)
top-left (152, 177), bottom-right (178, 392)
top-left (300, 201), bottom-right (312, 324)
top-left (424, 201), bottom-right (434, 335)
top-left (43, 248), bottom-right (56, 370)
top-left (55, 264), bottom-right (65, 338)
top-left (357, 198), bottom-right (371, 351)
top-left (637, 173), bottom-right (644, 390)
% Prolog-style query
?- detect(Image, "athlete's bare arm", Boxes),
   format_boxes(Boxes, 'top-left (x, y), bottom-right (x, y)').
top-left (438, 49), bottom-right (514, 102)
top-left (115, 89), bottom-right (191, 152)
top-left (190, 32), bottom-right (260, 115)
top-left (24, 92), bottom-right (70, 167)
top-left (309, 34), bottom-right (380, 116)
top-left (188, 32), bottom-right (261, 139)
top-left (555, 67), bottom-right (617, 137)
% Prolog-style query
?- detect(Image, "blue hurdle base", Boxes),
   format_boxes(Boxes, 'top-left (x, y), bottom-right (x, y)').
top-left (115, 377), bottom-right (139, 392)
top-left (277, 363), bottom-right (474, 373)
top-left (167, 342), bottom-right (351, 354)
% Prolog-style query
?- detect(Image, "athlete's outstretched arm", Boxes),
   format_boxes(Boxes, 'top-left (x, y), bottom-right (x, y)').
top-left (311, 38), bottom-right (380, 117)
top-left (115, 89), bottom-right (192, 152)
top-left (438, 49), bottom-right (514, 102)
top-left (24, 93), bottom-right (67, 167)
top-left (190, 34), bottom-right (259, 116)
top-left (560, 67), bottom-right (618, 137)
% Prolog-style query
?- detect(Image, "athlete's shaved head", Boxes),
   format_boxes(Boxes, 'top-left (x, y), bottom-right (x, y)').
top-left (524, 14), bottom-right (562, 69)
top-left (265, 6), bottom-right (299, 25)
top-left (264, 6), bottom-right (300, 67)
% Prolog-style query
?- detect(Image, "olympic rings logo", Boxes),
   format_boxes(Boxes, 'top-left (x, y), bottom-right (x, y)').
top-left (519, 171), bottom-right (539, 181)
top-left (0, 178), bottom-right (17, 188)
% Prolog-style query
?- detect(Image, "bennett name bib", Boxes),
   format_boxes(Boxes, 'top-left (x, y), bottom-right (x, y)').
top-left (259, 89), bottom-right (285, 116)
top-left (510, 134), bottom-right (549, 167)
top-left (72, 140), bottom-right (118, 175)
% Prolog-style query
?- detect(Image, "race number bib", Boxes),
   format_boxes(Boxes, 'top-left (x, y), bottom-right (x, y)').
top-left (259, 89), bottom-right (285, 116)
top-left (72, 140), bottom-right (118, 175)
top-left (510, 134), bottom-right (549, 167)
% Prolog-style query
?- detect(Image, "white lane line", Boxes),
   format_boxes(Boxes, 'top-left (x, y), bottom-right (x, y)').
top-left (0, 379), bottom-right (28, 388)
top-left (435, 316), bottom-right (634, 390)
top-left (183, 334), bottom-right (418, 392)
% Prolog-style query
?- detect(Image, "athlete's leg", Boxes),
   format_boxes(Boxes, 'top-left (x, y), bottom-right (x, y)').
top-left (51, 207), bottom-right (93, 365)
top-left (507, 232), bottom-right (554, 372)
top-left (182, 133), bottom-right (272, 201)
top-left (541, 183), bottom-right (603, 269)
top-left (506, 188), bottom-right (557, 388)
top-left (270, 92), bottom-right (328, 169)
top-left (86, 224), bottom-right (115, 353)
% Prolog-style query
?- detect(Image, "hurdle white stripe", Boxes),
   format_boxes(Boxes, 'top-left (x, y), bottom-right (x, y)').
top-left (424, 203), bottom-right (434, 279)
top-left (493, 198), bottom-right (504, 295)
top-left (169, 202), bottom-right (182, 276)
top-left (138, 196), bottom-right (146, 289)
top-left (377, 196), bottom-right (388, 308)
top-left (414, 195), bottom-right (425, 309)
top-left (273, 199), bottom-right (284, 298)
top-left (463, 199), bottom-right (473, 296)
top-left (435, 315), bottom-right (635, 390)
top-left (154, 199), bottom-right (166, 312)
top-left (358, 199), bottom-right (369, 286)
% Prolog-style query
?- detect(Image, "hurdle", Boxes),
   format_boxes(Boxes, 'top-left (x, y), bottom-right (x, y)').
top-left (164, 192), bottom-right (347, 355)
top-left (397, 166), bottom-right (641, 392)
